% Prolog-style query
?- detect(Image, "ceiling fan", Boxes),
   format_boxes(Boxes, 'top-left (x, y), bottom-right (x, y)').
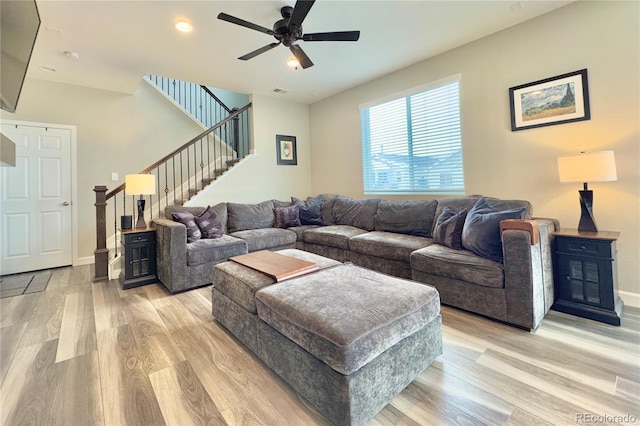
top-left (217, 0), bottom-right (360, 69)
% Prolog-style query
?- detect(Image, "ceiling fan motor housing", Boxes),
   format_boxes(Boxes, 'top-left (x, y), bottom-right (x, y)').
top-left (274, 6), bottom-right (302, 46)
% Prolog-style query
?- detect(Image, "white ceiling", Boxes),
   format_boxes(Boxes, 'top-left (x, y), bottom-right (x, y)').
top-left (29, 0), bottom-right (574, 104)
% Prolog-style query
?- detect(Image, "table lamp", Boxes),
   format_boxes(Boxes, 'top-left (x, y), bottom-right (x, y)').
top-left (125, 174), bottom-right (156, 229)
top-left (557, 150), bottom-right (617, 232)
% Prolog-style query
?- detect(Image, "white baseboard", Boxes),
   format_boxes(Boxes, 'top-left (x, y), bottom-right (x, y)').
top-left (619, 290), bottom-right (640, 308)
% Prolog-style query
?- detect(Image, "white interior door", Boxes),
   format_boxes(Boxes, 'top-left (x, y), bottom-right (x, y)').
top-left (1, 124), bottom-right (72, 275)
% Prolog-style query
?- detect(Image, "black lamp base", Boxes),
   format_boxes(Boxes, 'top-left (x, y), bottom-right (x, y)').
top-left (578, 189), bottom-right (598, 232)
top-left (136, 198), bottom-right (147, 229)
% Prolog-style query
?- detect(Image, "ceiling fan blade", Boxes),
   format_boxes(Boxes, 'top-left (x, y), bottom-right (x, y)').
top-left (302, 31), bottom-right (360, 42)
top-left (238, 42), bottom-right (280, 61)
top-left (290, 44), bottom-right (314, 69)
top-left (289, 0), bottom-right (315, 30)
top-left (217, 12), bottom-right (275, 36)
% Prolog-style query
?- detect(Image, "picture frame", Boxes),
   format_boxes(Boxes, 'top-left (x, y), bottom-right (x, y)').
top-left (276, 134), bottom-right (297, 165)
top-left (509, 69), bottom-right (590, 131)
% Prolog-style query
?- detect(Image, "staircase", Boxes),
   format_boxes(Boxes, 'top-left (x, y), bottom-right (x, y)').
top-left (93, 76), bottom-right (253, 281)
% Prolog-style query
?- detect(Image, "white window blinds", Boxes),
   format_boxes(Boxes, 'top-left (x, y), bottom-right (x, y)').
top-left (360, 76), bottom-right (464, 195)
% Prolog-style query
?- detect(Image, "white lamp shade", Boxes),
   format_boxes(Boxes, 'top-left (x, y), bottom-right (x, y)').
top-left (557, 151), bottom-right (617, 183)
top-left (125, 174), bottom-right (156, 195)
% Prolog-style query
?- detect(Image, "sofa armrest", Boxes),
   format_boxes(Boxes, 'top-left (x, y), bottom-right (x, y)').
top-left (501, 218), bottom-right (558, 330)
top-left (153, 218), bottom-right (188, 293)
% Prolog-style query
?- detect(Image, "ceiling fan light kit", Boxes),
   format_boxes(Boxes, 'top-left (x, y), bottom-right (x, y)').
top-left (217, 0), bottom-right (360, 69)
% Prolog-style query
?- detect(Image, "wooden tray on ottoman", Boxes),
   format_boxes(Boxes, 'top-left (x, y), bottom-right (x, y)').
top-left (229, 250), bottom-right (319, 282)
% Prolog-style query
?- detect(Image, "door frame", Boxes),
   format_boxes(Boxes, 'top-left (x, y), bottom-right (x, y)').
top-left (0, 119), bottom-right (80, 270)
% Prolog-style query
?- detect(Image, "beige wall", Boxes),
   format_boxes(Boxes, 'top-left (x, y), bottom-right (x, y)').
top-left (1, 78), bottom-right (204, 260)
top-left (309, 1), bottom-right (640, 299)
top-left (191, 94), bottom-right (311, 205)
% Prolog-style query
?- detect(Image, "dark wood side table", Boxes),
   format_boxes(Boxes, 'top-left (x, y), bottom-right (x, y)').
top-left (552, 228), bottom-right (622, 325)
top-left (120, 227), bottom-right (157, 290)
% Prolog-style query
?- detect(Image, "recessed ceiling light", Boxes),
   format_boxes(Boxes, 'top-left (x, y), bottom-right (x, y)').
top-left (175, 20), bottom-right (192, 32)
top-left (40, 66), bottom-right (57, 72)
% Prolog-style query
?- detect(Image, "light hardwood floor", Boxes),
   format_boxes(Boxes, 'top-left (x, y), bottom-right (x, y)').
top-left (1, 264), bottom-right (638, 425)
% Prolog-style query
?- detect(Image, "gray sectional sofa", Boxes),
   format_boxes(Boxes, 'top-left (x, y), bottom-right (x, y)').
top-left (153, 194), bottom-right (558, 330)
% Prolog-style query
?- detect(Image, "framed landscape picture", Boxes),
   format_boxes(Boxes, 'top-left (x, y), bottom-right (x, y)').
top-left (509, 69), bottom-right (590, 131)
top-left (276, 134), bottom-right (297, 165)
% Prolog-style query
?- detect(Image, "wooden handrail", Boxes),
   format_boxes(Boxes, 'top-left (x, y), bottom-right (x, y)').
top-left (105, 102), bottom-right (251, 200)
top-left (200, 85), bottom-right (233, 114)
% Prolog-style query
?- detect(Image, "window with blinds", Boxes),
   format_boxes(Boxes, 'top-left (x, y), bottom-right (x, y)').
top-left (360, 75), bottom-right (464, 195)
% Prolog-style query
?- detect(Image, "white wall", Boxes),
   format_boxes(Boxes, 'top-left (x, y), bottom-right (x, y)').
top-left (309, 1), bottom-right (640, 300)
top-left (1, 77), bottom-right (204, 261)
top-left (191, 94), bottom-right (311, 205)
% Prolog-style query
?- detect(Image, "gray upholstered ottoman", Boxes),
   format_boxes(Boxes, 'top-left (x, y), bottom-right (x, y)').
top-left (212, 252), bottom-right (442, 426)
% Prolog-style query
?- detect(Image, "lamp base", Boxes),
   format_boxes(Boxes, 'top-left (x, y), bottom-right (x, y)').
top-left (136, 198), bottom-right (147, 229)
top-left (578, 189), bottom-right (598, 232)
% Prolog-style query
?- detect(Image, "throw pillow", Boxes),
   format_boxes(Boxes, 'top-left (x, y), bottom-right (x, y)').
top-left (273, 205), bottom-right (302, 228)
top-left (172, 212), bottom-right (202, 243)
top-left (195, 205), bottom-right (223, 239)
top-left (461, 197), bottom-right (527, 262)
top-left (433, 207), bottom-right (468, 250)
top-left (292, 195), bottom-right (323, 225)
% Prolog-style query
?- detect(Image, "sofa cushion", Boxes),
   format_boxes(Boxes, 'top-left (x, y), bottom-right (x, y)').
top-left (320, 193), bottom-right (339, 225)
top-left (302, 225), bottom-right (368, 250)
top-left (287, 224), bottom-right (322, 242)
top-left (195, 205), bottom-right (224, 239)
top-left (255, 263), bottom-right (441, 375)
top-left (462, 197), bottom-right (527, 262)
top-left (172, 212), bottom-right (202, 243)
top-left (292, 195), bottom-right (323, 225)
top-left (349, 231), bottom-right (433, 262)
top-left (213, 248), bottom-right (342, 314)
top-left (374, 200), bottom-right (438, 237)
top-left (410, 244), bottom-right (504, 288)
top-left (186, 234), bottom-right (247, 266)
top-left (273, 205), bottom-right (301, 228)
top-left (230, 228), bottom-right (296, 252)
top-left (432, 207), bottom-right (467, 250)
top-left (332, 196), bottom-right (380, 231)
top-left (227, 200), bottom-right (275, 232)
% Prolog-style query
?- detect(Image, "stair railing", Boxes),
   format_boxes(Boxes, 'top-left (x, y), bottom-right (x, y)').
top-left (93, 103), bottom-right (252, 281)
top-left (146, 75), bottom-right (233, 129)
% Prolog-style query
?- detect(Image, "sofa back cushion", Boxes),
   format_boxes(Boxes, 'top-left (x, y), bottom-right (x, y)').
top-left (374, 200), bottom-right (438, 237)
top-left (332, 196), bottom-right (381, 231)
top-left (227, 200), bottom-right (275, 232)
top-left (165, 203), bottom-right (228, 234)
top-left (320, 193), bottom-right (340, 225)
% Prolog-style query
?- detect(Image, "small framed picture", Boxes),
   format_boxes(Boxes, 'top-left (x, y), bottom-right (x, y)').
top-left (276, 134), bottom-right (297, 165)
top-left (509, 69), bottom-right (590, 131)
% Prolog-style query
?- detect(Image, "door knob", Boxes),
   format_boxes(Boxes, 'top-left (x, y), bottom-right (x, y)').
top-left (62, 201), bottom-right (70, 206)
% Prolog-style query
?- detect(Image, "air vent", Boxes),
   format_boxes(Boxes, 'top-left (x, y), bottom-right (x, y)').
top-left (273, 88), bottom-right (289, 94)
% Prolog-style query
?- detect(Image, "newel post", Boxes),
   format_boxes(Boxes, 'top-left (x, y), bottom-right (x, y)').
top-left (231, 107), bottom-right (240, 154)
top-left (94, 185), bottom-right (109, 282)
